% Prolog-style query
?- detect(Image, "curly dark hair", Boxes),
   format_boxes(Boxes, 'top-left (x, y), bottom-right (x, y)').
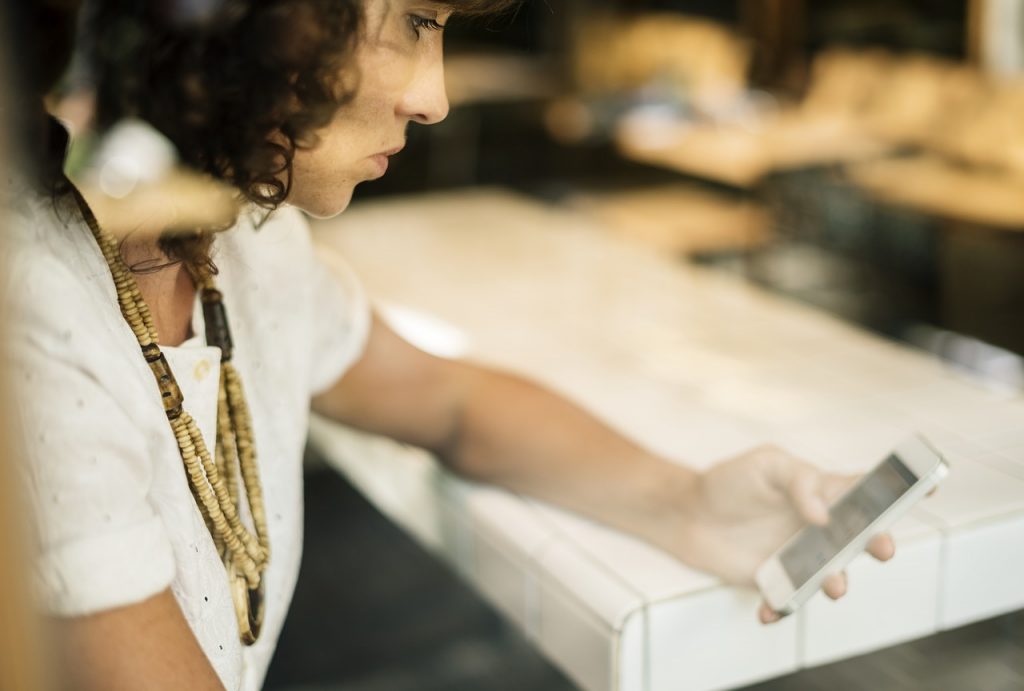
top-left (91, 0), bottom-right (519, 210)
top-left (81, 0), bottom-right (520, 274)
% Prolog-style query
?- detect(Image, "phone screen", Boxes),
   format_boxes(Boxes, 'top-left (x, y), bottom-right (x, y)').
top-left (779, 454), bottom-right (918, 587)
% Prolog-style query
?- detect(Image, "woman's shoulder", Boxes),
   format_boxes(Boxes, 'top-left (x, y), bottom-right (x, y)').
top-left (3, 194), bottom-right (136, 373)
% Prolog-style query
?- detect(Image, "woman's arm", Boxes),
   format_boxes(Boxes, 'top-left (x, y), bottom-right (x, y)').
top-left (313, 315), bottom-right (694, 543)
top-left (55, 590), bottom-right (224, 691)
top-left (313, 315), bottom-right (893, 615)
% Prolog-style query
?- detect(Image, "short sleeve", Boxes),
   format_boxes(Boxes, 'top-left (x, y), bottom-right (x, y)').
top-left (5, 253), bottom-right (176, 617)
top-left (307, 244), bottom-right (372, 395)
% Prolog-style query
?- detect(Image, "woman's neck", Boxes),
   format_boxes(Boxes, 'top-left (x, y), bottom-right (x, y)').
top-left (120, 237), bottom-right (197, 347)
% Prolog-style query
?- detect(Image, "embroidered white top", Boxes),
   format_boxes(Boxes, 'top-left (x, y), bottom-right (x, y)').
top-left (3, 188), bottom-right (371, 691)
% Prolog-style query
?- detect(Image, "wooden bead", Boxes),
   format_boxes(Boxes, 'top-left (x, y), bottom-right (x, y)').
top-left (142, 344), bottom-right (184, 419)
top-left (201, 289), bottom-right (234, 361)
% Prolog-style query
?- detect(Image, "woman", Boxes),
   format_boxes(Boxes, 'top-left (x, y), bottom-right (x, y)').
top-left (7, 1), bottom-right (893, 689)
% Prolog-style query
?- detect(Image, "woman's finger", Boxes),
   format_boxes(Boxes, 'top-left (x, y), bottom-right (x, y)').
top-left (758, 601), bottom-right (782, 624)
top-left (822, 572), bottom-right (848, 600)
top-left (759, 448), bottom-right (829, 524)
top-left (867, 533), bottom-right (895, 561)
top-left (786, 464), bottom-right (830, 525)
top-left (821, 474), bottom-right (856, 504)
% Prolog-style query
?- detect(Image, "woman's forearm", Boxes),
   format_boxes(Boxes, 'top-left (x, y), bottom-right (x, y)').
top-left (440, 366), bottom-right (699, 548)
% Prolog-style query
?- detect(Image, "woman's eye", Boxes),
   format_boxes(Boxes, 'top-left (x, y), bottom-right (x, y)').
top-left (409, 14), bottom-right (445, 38)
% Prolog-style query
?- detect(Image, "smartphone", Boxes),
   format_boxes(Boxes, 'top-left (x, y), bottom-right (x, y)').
top-left (756, 435), bottom-right (949, 615)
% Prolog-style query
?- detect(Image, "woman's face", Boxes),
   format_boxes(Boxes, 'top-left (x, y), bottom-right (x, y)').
top-left (287, 0), bottom-right (451, 217)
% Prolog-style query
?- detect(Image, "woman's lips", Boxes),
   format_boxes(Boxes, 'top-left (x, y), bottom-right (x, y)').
top-left (368, 145), bottom-right (403, 177)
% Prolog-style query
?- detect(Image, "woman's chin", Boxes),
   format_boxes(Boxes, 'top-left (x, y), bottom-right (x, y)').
top-left (288, 186), bottom-right (355, 219)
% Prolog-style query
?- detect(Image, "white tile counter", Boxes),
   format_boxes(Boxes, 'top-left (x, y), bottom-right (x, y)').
top-left (308, 189), bottom-right (1024, 691)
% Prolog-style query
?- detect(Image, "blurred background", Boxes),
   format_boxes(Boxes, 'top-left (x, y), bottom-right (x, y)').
top-left (25, 0), bottom-right (1024, 689)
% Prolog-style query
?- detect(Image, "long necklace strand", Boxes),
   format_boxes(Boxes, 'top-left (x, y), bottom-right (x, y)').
top-left (71, 186), bottom-right (270, 644)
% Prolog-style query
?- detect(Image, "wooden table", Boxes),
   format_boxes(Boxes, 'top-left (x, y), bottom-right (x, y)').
top-left (309, 189), bottom-right (1024, 691)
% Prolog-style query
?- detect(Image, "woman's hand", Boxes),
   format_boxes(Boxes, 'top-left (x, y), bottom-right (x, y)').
top-left (664, 444), bottom-right (895, 623)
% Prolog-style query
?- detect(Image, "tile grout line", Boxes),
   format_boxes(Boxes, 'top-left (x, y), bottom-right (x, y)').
top-left (520, 497), bottom-right (654, 691)
top-left (520, 498), bottom-right (652, 628)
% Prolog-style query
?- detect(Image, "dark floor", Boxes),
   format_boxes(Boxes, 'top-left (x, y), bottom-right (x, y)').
top-left (263, 463), bottom-right (575, 691)
top-left (265, 465), bottom-right (1024, 691)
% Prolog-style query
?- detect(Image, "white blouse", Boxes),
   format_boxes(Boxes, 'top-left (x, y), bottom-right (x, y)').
top-left (3, 187), bottom-right (371, 690)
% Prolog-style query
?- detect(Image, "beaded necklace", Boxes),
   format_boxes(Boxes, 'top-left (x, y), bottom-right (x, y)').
top-left (71, 184), bottom-right (270, 645)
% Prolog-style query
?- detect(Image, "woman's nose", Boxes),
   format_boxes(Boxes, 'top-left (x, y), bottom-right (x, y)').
top-left (397, 56), bottom-right (450, 125)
